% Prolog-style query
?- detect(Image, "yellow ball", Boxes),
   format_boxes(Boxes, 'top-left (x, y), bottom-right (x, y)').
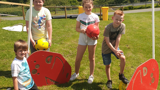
top-left (35, 38), bottom-right (49, 50)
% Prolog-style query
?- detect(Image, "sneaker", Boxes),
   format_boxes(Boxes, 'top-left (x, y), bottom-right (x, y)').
top-left (119, 73), bottom-right (129, 84)
top-left (88, 75), bottom-right (94, 84)
top-left (106, 80), bottom-right (112, 89)
top-left (70, 73), bottom-right (79, 81)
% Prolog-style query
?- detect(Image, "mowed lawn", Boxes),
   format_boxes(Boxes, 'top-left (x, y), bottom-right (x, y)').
top-left (0, 11), bottom-right (160, 90)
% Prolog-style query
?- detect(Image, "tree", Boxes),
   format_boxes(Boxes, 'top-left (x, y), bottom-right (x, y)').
top-left (140, 0), bottom-right (147, 8)
top-left (94, 0), bottom-right (109, 6)
top-left (44, 0), bottom-right (70, 6)
top-left (129, 0), bottom-right (135, 6)
top-left (7, 0), bottom-right (28, 3)
top-left (69, 0), bottom-right (79, 6)
top-left (114, 0), bottom-right (126, 4)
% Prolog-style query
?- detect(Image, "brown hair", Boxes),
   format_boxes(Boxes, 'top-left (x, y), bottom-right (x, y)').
top-left (82, 0), bottom-right (93, 7)
top-left (14, 39), bottom-right (28, 52)
top-left (114, 10), bottom-right (124, 17)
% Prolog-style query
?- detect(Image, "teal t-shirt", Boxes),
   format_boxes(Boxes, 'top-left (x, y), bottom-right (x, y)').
top-left (11, 57), bottom-right (34, 89)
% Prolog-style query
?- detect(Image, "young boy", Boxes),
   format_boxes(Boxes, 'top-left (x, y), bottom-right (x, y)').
top-left (25, 0), bottom-right (52, 53)
top-left (11, 40), bottom-right (38, 90)
top-left (101, 10), bottom-right (129, 89)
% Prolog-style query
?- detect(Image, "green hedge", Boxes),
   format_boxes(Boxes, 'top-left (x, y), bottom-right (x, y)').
top-left (0, 4), bottom-right (160, 16)
top-left (120, 5), bottom-right (160, 10)
top-left (0, 6), bottom-right (28, 16)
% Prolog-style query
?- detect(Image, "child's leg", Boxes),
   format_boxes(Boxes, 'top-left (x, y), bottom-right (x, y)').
top-left (88, 45), bottom-right (96, 76)
top-left (102, 53), bottom-right (112, 88)
top-left (119, 55), bottom-right (126, 74)
top-left (118, 55), bottom-right (129, 84)
top-left (75, 45), bottom-right (87, 74)
top-left (106, 64), bottom-right (111, 80)
top-left (30, 41), bottom-right (36, 54)
top-left (29, 83), bottom-right (39, 90)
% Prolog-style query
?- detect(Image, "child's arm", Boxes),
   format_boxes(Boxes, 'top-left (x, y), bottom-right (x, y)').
top-left (26, 21), bottom-right (35, 47)
top-left (12, 77), bottom-right (18, 90)
top-left (94, 22), bottom-right (99, 27)
top-left (92, 22), bottom-right (100, 40)
top-left (104, 36), bottom-right (116, 52)
top-left (115, 34), bottom-right (123, 55)
top-left (115, 34), bottom-right (122, 50)
top-left (76, 21), bottom-right (86, 33)
top-left (46, 20), bottom-right (52, 47)
top-left (104, 36), bottom-right (120, 57)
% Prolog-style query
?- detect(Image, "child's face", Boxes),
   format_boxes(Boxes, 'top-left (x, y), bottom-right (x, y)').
top-left (33, 0), bottom-right (44, 11)
top-left (83, 3), bottom-right (93, 15)
top-left (15, 49), bottom-right (27, 60)
top-left (112, 14), bottom-right (124, 28)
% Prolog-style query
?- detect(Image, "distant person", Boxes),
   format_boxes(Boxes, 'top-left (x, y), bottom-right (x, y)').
top-left (70, 0), bottom-right (100, 84)
top-left (11, 39), bottom-right (39, 90)
top-left (25, 0), bottom-right (52, 53)
top-left (101, 10), bottom-right (129, 89)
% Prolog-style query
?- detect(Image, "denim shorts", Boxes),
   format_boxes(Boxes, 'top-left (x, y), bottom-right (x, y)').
top-left (102, 48), bottom-right (123, 65)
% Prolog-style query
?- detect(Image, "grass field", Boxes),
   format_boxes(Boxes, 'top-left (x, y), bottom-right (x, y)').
top-left (0, 11), bottom-right (160, 90)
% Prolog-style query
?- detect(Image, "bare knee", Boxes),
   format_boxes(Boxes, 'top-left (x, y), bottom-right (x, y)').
top-left (106, 64), bottom-right (111, 69)
top-left (75, 57), bottom-right (82, 63)
top-left (120, 55), bottom-right (125, 62)
top-left (89, 56), bottom-right (95, 62)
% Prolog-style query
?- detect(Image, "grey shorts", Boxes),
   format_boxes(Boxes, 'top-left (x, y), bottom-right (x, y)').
top-left (78, 33), bottom-right (97, 45)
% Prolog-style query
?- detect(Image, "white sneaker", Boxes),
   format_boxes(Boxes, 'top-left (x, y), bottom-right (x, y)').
top-left (88, 75), bottom-right (94, 84)
top-left (70, 73), bottom-right (79, 81)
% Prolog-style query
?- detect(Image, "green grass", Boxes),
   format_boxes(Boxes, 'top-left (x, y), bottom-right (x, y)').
top-left (0, 11), bottom-right (160, 90)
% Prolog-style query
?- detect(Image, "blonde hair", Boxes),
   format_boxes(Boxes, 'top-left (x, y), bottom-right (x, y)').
top-left (33, 0), bottom-right (45, 2)
top-left (82, 0), bottom-right (93, 7)
top-left (14, 39), bottom-right (28, 52)
top-left (114, 10), bottom-right (124, 17)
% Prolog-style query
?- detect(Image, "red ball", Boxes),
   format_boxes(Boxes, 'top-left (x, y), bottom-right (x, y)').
top-left (86, 24), bottom-right (100, 38)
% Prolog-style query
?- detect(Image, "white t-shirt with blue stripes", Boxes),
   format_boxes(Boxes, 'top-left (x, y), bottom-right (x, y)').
top-left (11, 57), bottom-right (34, 90)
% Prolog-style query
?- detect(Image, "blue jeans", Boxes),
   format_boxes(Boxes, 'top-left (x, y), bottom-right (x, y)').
top-left (102, 48), bottom-right (123, 65)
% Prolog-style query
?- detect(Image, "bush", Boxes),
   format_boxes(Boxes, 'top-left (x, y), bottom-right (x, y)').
top-left (123, 7), bottom-right (129, 10)
top-left (137, 6), bottom-right (145, 9)
top-left (128, 6), bottom-right (134, 10)
top-left (155, 5), bottom-right (160, 8)
top-left (0, 6), bottom-right (27, 16)
top-left (121, 4), bottom-right (159, 11)
top-left (146, 6), bottom-right (151, 8)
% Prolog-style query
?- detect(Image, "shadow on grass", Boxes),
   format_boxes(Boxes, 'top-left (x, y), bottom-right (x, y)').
top-left (71, 81), bottom-right (119, 90)
top-left (0, 87), bottom-right (13, 90)
top-left (56, 80), bottom-right (73, 87)
top-left (110, 88), bottom-right (119, 90)
top-left (71, 81), bottom-right (103, 90)
top-left (56, 79), bottom-right (119, 90)
top-left (0, 70), bottom-right (12, 78)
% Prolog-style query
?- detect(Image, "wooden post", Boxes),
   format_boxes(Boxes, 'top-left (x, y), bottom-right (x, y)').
top-left (65, 6), bottom-right (67, 19)
top-left (55, 7), bottom-right (56, 14)
top-left (100, 6), bottom-right (102, 20)
top-left (122, 7), bottom-right (124, 11)
top-left (22, 6), bottom-right (25, 20)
